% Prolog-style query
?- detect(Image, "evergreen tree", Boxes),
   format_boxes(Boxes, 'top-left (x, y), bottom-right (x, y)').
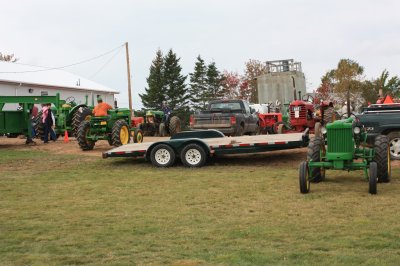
top-left (206, 61), bottom-right (223, 100)
top-left (139, 49), bottom-right (165, 109)
top-left (189, 55), bottom-right (208, 111)
top-left (163, 49), bottom-right (188, 110)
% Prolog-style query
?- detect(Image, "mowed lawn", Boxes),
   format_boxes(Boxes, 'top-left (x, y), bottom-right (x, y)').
top-left (1, 148), bottom-right (400, 265)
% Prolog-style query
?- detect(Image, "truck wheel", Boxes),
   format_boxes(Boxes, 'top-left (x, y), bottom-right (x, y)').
top-left (134, 128), bottom-right (144, 143)
top-left (77, 120), bottom-right (95, 150)
top-left (111, 119), bottom-right (130, 146)
top-left (150, 144), bottom-right (176, 167)
top-left (369, 162), bottom-right (378, 195)
top-left (374, 135), bottom-right (391, 183)
top-left (307, 136), bottom-right (325, 183)
top-left (71, 106), bottom-right (92, 137)
top-left (299, 161), bottom-right (310, 194)
top-left (159, 123), bottom-right (166, 137)
top-left (387, 132), bottom-right (400, 160)
top-left (180, 143), bottom-right (207, 167)
top-left (235, 125), bottom-right (244, 136)
top-left (169, 116), bottom-right (181, 136)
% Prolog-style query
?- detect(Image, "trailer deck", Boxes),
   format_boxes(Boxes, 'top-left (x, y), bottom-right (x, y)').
top-left (103, 130), bottom-right (309, 167)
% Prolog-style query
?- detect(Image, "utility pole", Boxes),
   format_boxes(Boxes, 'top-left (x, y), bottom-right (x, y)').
top-left (125, 42), bottom-right (133, 114)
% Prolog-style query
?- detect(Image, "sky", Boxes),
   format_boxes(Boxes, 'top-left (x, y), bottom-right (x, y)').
top-left (1, 0), bottom-right (399, 108)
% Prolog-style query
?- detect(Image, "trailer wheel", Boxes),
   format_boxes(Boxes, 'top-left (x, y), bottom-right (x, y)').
top-left (71, 106), bottom-right (92, 137)
top-left (169, 116), bottom-right (181, 136)
top-left (112, 119), bottom-right (130, 146)
top-left (299, 161), bottom-right (310, 194)
top-left (180, 143), bottom-right (207, 168)
top-left (77, 120), bottom-right (95, 150)
top-left (369, 162), bottom-right (378, 194)
top-left (150, 144), bottom-right (176, 167)
top-left (387, 132), bottom-right (400, 160)
top-left (374, 135), bottom-right (391, 183)
top-left (307, 136), bottom-right (325, 182)
top-left (134, 128), bottom-right (144, 143)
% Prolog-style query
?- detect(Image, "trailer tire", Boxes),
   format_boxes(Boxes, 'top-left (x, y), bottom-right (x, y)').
top-left (180, 143), bottom-right (207, 168)
top-left (374, 135), bottom-right (391, 183)
top-left (134, 128), bottom-right (144, 143)
top-left (169, 116), bottom-right (181, 136)
top-left (77, 120), bottom-right (95, 150)
top-left (387, 131), bottom-right (400, 160)
top-left (369, 162), bottom-right (378, 194)
top-left (299, 161), bottom-right (310, 194)
top-left (111, 119), bottom-right (130, 146)
top-left (71, 106), bottom-right (92, 137)
top-left (150, 144), bottom-right (176, 167)
top-left (307, 136), bottom-right (325, 183)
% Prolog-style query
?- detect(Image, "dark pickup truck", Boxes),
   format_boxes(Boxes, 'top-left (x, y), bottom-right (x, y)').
top-left (358, 103), bottom-right (400, 159)
top-left (190, 99), bottom-right (259, 136)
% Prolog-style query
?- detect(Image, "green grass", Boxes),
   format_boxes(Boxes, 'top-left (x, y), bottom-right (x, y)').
top-left (1, 149), bottom-right (400, 265)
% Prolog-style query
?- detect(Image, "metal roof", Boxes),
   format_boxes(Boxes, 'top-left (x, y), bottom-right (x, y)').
top-left (0, 61), bottom-right (118, 93)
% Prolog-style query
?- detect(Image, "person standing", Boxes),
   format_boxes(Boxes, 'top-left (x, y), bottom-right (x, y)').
top-left (93, 97), bottom-right (112, 116)
top-left (42, 104), bottom-right (53, 143)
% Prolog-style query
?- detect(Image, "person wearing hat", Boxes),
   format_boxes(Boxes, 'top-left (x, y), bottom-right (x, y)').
top-left (93, 97), bottom-right (112, 116)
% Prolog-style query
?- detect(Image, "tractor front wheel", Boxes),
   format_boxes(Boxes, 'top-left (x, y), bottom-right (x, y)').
top-left (77, 120), bottom-right (95, 150)
top-left (374, 135), bottom-right (391, 183)
top-left (150, 144), bottom-right (176, 167)
top-left (307, 136), bottom-right (325, 183)
top-left (369, 162), bottom-right (378, 194)
top-left (71, 106), bottom-right (92, 137)
top-left (299, 161), bottom-right (310, 194)
top-left (134, 128), bottom-right (144, 143)
top-left (180, 143), bottom-right (207, 168)
top-left (111, 119), bottom-right (130, 146)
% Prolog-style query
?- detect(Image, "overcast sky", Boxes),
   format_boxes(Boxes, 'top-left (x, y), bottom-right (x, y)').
top-left (1, 0), bottom-right (399, 108)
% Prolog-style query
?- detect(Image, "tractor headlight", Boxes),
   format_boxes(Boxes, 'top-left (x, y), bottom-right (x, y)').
top-left (353, 126), bottom-right (361, 134)
top-left (321, 126), bottom-right (327, 135)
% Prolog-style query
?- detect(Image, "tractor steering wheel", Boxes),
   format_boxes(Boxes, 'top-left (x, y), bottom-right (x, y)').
top-left (65, 96), bottom-right (75, 104)
top-left (302, 94), bottom-right (314, 103)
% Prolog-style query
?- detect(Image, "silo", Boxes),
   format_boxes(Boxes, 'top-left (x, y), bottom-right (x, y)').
top-left (257, 59), bottom-right (306, 104)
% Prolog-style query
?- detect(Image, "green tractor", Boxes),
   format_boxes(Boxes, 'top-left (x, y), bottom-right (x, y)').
top-left (140, 110), bottom-right (181, 137)
top-left (33, 96), bottom-right (92, 138)
top-left (77, 108), bottom-right (143, 150)
top-left (299, 117), bottom-right (391, 194)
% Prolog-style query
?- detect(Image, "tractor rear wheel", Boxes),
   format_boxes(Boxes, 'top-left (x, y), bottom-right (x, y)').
top-left (369, 162), bottom-right (378, 194)
top-left (71, 106), bottom-right (92, 137)
top-left (111, 119), bottom-right (130, 146)
top-left (277, 123), bottom-right (288, 134)
top-left (314, 122), bottom-right (322, 137)
top-left (77, 120), bottom-right (95, 150)
top-left (150, 144), bottom-right (176, 167)
top-left (180, 143), bottom-right (207, 168)
top-left (374, 135), bottom-right (391, 183)
top-left (299, 161), bottom-right (310, 194)
top-left (169, 116), bottom-right (181, 136)
top-left (273, 122), bottom-right (284, 134)
top-left (134, 128), bottom-right (144, 143)
top-left (33, 111), bottom-right (44, 139)
top-left (307, 136), bottom-right (325, 183)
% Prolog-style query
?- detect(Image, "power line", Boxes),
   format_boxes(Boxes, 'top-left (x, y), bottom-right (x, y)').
top-left (0, 44), bottom-right (125, 74)
top-left (90, 47), bottom-right (123, 78)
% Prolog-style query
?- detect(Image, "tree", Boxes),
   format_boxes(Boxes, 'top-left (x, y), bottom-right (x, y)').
top-left (0, 52), bottom-right (18, 62)
top-left (244, 59), bottom-right (267, 103)
top-left (374, 70), bottom-right (400, 98)
top-left (206, 61), bottom-right (224, 100)
top-left (189, 55), bottom-right (208, 111)
top-left (221, 71), bottom-right (243, 99)
top-left (139, 49), bottom-right (165, 109)
top-left (163, 49), bottom-right (188, 110)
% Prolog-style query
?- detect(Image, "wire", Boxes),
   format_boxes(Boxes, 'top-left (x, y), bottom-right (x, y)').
top-left (0, 44), bottom-right (125, 74)
top-left (90, 48), bottom-right (123, 78)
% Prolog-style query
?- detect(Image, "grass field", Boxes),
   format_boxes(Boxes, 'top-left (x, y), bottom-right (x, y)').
top-left (1, 148), bottom-right (400, 265)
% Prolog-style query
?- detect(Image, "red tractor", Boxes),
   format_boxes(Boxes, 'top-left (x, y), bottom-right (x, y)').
top-left (277, 94), bottom-right (335, 135)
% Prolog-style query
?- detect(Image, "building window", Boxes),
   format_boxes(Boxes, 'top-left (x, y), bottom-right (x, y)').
top-left (41, 91), bottom-right (48, 96)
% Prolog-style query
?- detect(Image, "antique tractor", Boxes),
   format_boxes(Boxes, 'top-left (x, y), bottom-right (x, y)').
top-left (299, 117), bottom-right (391, 194)
top-left (77, 108), bottom-right (143, 150)
top-left (140, 110), bottom-right (181, 137)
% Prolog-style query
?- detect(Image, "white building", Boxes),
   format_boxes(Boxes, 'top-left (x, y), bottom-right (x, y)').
top-left (0, 61), bottom-right (119, 109)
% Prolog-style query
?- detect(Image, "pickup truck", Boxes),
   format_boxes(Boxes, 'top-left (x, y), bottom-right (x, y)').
top-left (190, 99), bottom-right (259, 136)
top-left (358, 103), bottom-right (400, 159)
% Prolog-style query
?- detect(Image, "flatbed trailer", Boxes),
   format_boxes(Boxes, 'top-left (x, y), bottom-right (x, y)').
top-left (103, 129), bottom-right (309, 167)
